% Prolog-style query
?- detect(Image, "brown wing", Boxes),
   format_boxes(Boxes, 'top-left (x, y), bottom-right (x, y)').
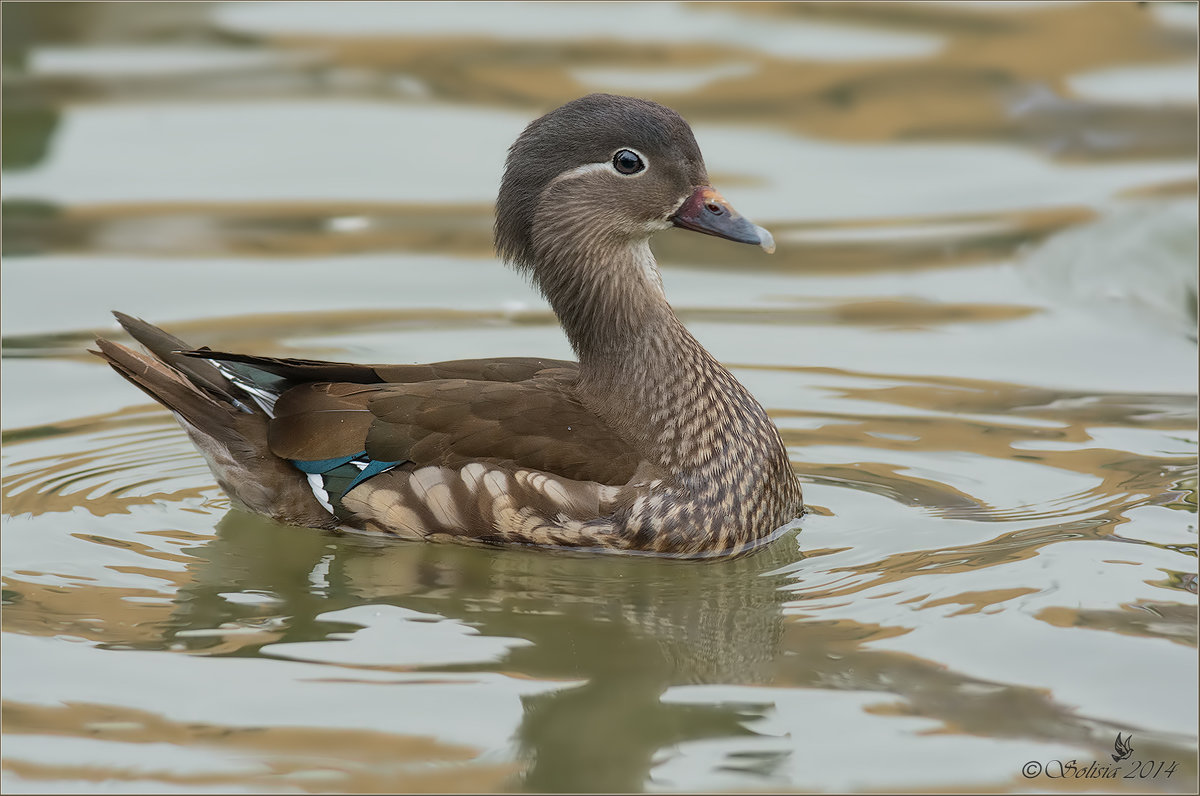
top-left (187, 350), bottom-right (576, 386)
top-left (269, 368), bottom-right (642, 486)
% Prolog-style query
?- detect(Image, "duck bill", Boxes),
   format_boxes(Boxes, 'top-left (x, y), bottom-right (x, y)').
top-left (670, 187), bottom-right (775, 253)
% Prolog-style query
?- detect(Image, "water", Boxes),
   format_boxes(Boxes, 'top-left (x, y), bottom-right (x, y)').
top-left (2, 2), bottom-right (1197, 792)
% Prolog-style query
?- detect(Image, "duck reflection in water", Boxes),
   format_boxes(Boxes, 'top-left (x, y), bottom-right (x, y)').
top-left (171, 510), bottom-right (796, 790)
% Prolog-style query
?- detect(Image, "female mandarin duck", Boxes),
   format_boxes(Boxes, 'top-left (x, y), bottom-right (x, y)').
top-left (94, 94), bottom-right (804, 558)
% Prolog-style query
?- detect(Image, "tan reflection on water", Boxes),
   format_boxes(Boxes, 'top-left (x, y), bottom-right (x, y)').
top-left (1037, 602), bottom-right (1197, 648)
top-left (2, 701), bottom-right (516, 793)
top-left (259, 2), bottom-right (1194, 159)
top-left (4, 298), bottom-right (1040, 367)
top-left (780, 369), bottom-right (1194, 521)
top-left (1, 407), bottom-right (218, 517)
top-left (2, 566), bottom-right (193, 647)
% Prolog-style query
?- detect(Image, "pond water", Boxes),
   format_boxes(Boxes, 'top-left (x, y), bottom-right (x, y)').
top-left (2, 2), bottom-right (1197, 792)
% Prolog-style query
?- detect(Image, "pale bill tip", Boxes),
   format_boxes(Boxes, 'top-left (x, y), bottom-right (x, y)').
top-left (755, 225), bottom-right (776, 254)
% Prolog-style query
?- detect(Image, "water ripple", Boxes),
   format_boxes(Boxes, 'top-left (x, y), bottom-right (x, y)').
top-left (2, 408), bottom-right (222, 518)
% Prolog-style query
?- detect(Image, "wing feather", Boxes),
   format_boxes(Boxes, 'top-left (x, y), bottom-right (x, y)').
top-left (266, 368), bottom-right (642, 486)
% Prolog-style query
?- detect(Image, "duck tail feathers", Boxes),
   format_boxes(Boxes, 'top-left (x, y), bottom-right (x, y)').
top-left (91, 313), bottom-right (336, 528)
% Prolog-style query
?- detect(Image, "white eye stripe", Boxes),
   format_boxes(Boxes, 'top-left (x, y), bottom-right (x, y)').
top-left (547, 161), bottom-right (612, 187)
top-left (546, 147), bottom-right (651, 188)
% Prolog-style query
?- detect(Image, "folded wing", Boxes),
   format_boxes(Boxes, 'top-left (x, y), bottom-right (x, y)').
top-left (223, 357), bottom-right (642, 488)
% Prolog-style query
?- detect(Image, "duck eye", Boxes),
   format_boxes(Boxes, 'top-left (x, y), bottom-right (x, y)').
top-left (612, 149), bottom-right (645, 175)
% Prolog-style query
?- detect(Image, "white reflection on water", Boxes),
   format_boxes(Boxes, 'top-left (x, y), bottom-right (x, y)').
top-left (28, 46), bottom-right (316, 77)
top-left (1067, 61), bottom-right (1200, 106)
top-left (655, 685), bottom-right (1082, 792)
top-left (259, 604), bottom-right (533, 666)
top-left (0, 103), bottom-right (528, 205)
top-left (2, 631), bottom-right (568, 760)
top-left (214, 1), bottom-right (944, 61)
top-left (1023, 199), bottom-right (1199, 339)
top-left (572, 62), bottom-right (756, 93)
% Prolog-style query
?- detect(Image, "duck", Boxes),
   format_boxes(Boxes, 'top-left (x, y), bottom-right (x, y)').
top-left (93, 93), bottom-right (804, 558)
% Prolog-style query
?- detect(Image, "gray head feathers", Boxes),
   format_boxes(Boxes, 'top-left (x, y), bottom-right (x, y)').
top-left (494, 94), bottom-right (707, 269)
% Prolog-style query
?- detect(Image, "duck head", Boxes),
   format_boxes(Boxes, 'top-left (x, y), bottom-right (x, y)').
top-left (495, 93), bottom-right (774, 274)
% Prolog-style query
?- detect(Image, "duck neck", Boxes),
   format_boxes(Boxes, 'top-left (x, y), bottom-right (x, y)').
top-left (537, 240), bottom-right (672, 362)
top-left (534, 240), bottom-right (771, 475)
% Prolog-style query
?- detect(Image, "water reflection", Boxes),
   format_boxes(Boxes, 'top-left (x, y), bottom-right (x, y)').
top-left (9, 2), bottom-right (1194, 159)
top-left (5, 505), bottom-right (1196, 791)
